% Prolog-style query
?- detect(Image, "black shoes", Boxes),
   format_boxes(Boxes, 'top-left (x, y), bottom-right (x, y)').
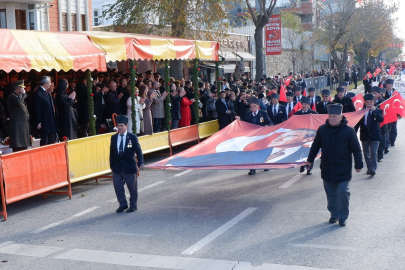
top-left (391, 143), bottom-right (395, 146)
top-left (369, 170), bottom-right (376, 176)
top-left (306, 171), bottom-right (312, 175)
top-left (248, 170), bottom-right (256, 175)
top-left (378, 158), bottom-right (382, 162)
top-left (264, 169), bottom-right (269, 171)
top-left (384, 148), bottom-right (389, 154)
top-left (127, 207), bottom-right (137, 212)
top-left (329, 217), bottom-right (338, 224)
top-left (116, 205), bottom-right (128, 213)
top-left (366, 170), bottom-right (370, 175)
top-left (299, 166), bottom-right (305, 173)
top-left (339, 219), bottom-right (346, 227)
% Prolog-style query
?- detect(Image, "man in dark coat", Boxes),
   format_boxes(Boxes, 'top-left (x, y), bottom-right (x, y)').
top-left (384, 79), bottom-right (398, 150)
top-left (316, 89), bottom-right (334, 114)
top-left (293, 86), bottom-right (303, 103)
top-left (241, 97), bottom-right (272, 175)
top-left (93, 83), bottom-right (107, 134)
top-left (285, 92), bottom-right (296, 117)
top-left (199, 82), bottom-right (210, 123)
top-left (352, 68), bottom-right (358, 89)
top-left (267, 93), bottom-right (287, 125)
top-left (334, 82), bottom-right (355, 99)
top-left (170, 86), bottom-right (184, 129)
top-left (215, 91), bottom-right (231, 130)
top-left (307, 87), bottom-right (321, 109)
top-left (34, 76), bottom-right (58, 146)
top-left (355, 93), bottom-right (383, 176)
top-left (55, 79), bottom-right (77, 140)
top-left (7, 80), bottom-right (30, 152)
top-left (333, 87), bottom-right (355, 113)
top-left (363, 74), bottom-right (373, 94)
top-left (372, 87), bottom-right (387, 161)
top-left (76, 77), bottom-right (89, 138)
top-left (117, 78), bottom-right (130, 115)
top-left (235, 91), bottom-right (250, 120)
top-left (110, 115), bottom-right (144, 213)
top-left (307, 104), bottom-right (363, 227)
top-left (294, 96), bottom-right (317, 175)
top-left (104, 81), bottom-right (122, 119)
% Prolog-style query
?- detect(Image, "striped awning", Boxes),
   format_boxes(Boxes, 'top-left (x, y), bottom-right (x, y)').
top-left (84, 31), bottom-right (219, 62)
top-left (0, 29), bottom-right (107, 72)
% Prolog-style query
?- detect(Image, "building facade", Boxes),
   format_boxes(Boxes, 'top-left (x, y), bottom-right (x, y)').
top-left (0, 0), bottom-right (92, 32)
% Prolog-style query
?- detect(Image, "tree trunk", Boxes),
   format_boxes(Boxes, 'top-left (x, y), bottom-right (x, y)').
top-left (331, 43), bottom-right (349, 83)
top-left (169, 59), bottom-right (183, 80)
top-left (254, 27), bottom-right (264, 82)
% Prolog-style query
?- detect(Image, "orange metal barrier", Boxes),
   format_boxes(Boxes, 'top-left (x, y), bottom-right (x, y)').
top-left (169, 125), bottom-right (200, 155)
top-left (0, 142), bottom-right (71, 220)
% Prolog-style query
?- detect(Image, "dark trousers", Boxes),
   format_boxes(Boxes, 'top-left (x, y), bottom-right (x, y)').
top-left (323, 180), bottom-right (350, 220)
top-left (112, 172), bottom-right (138, 208)
top-left (353, 80), bottom-right (357, 89)
top-left (378, 132), bottom-right (386, 159)
top-left (12, 147), bottom-right (27, 152)
top-left (153, 118), bottom-right (163, 133)
top-left (362, 140), bottom-right (379, 172)
top-left (171, 120), bottom-right (179, 130)
top-left (385, 122), bottom-right (398, 148)
top-left (79, 122), bottom-right (89, 138)
top-left (40, 133), bottom-right (56, 146)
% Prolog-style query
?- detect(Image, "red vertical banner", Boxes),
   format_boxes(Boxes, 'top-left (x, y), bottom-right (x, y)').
top-left (266, 15), bottom-right (282, 55)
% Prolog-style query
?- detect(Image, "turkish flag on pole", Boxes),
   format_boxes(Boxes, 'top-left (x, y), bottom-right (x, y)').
top-left (374, 68), bottom-right (381, 77)
top-left (285, 76), bottom-right (293, 86)
top-left (279, 84), bottom-right (287, 102)
top-left (289, 102), bottom-right (302, 117)
top-left (303, 88), bottom-right (307, 96)
top-left (363, 71), bottom-right (372, 80)
top-left (381, 62), bottom-right (385, 67)
top-left (312, 102), bottom-right (316, 112)
top-left (379, 92), bottom-right (405, 127)
top-left (388, 66), bottom-right (396, 75)
top-left (352, 93), bottom-right (365, 111)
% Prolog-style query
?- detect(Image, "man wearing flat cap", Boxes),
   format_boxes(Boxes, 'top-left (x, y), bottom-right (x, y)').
top-left (110, 115), bottom-right (144, 213)
top-left (384, 79), bottom-right (399, 150)
top-left (239, 97), bottom-right (272, 175)
top-left (293, 86), bottom-right (303, 103)
top-left (316, 89), bottom-right (334, 114)
top-left (307, 103), bottom-right (363, 227)
top-left (372, 87), bottom-right (387, 162)
top-left (333, 87), bottom-right (355, 113)
top-left (285, 92), bottom-right (296, 117)
top-left (307, 87), bottom-right (321, 109)
top-left (334, 82), bottom-right (355, 100)
top-left (355, 93), bottom-right (383, 176)
top-left (267, 93), bottom-right (287, 125)
top-left (7, 80), bottom-right (30, 152)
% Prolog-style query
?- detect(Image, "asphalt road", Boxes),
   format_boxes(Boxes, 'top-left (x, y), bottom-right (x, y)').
top-left (0, 117), bottom-right (404, 270)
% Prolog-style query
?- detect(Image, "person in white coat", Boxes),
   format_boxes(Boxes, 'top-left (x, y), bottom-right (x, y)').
top-left (126, 87), bottom-right (145, 134)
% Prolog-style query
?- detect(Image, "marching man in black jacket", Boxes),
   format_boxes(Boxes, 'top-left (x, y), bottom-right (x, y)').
top-left (307, 104), bottom-right (363, 227)
top-left (355, 93), bottom-right (384, 176)
top-left (110, 115), bottom-right (144, 213)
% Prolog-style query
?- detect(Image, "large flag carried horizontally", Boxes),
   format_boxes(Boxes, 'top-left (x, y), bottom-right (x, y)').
top-left (147, 111), bottom-right (367, 171)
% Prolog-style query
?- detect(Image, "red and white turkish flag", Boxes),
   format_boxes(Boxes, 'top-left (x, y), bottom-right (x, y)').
top-left (312, 102), bottom-right (316, 112)
top-left (380, 92), bottom-right (405, 127)
top-left (289, 101), bottom-right (302, 117)
top-left (374, 68), bottom-right (381, 77)
top-left (352, 93), bottom-right (364, 111)
top-left (279, 84), bottom-right (287, 102)
top-left (388, 66), bottom-right (396, 75)
top-left (363, 71), bottom-right (372, 80)
top-left (285, 76), bottom-right (293, 86)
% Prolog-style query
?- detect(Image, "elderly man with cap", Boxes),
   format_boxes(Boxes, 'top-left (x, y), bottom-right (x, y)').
top-left (307, 104), bottom-right (363, 227)
top-left (316, 89), bottom-right (334, 114)
top-left (333, 87), bottom-right (355, 113)
top-left (307, 87), bottom-right (321, 109)
top-left (110, 115), bottom-right (144, 213)
top-left (7, 80), bottom-right (30, 152)
top-left (267, 93), bottom-right (287, 125)
top-left (294, 96), bottom-right (317, 174)
top-left (285, 92), bottom-right (296, 117)
top-left (239, 97), bottom-right (272, 175)
top-left (372, 87), bottom-right (387, 162)
top-left (355, 93), bottom-right (383, 176)
top-left (293, 86), bottom-right (303, 103)
top-left (334, 82), bottom-right (355, 100)
top-left (384, 78), bottom-right (399, 151)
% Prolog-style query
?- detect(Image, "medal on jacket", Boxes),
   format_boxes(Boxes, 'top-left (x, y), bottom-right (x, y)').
top-left (260, 116), bottom-right (264, 123)
top-left (128, 140), bottom-right (132, 148)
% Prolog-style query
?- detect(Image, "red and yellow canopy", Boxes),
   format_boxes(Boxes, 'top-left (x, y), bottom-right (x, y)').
top-left (85, 31), bottom-right (219, 62)
top-left (0, 29), bottom-right (107, 72)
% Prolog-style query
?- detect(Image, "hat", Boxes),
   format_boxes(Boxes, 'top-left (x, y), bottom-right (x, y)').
top-left (123, 74), bottom-right (130, 78)
top-left (68, 78), bottom-right (77, 83)
top-left (270, 93), bottom-right (280, 99)
top-left (307, 87), bottom-right (315, 92)
top-left (321, 89), bottom-right (330, 96)
top-left (294, 86), bottom-right (301, 92)
top-left (371, 86), bottom-right (382, 94)
top-left (386, 79), bottom-right (394, 85)
top-left (250, 98), bottom-right (261, 105)
top-left (364, 93), bottom-right (375, 101)
top-left (336, 87), bottom-right (345, 93)
top-left (286, 91), bottom-right (294, 97)
top-left (97, 74), bottom-right (104, 78)
top-left (327, 104), bottom-right (343, 115)
top-left (10, 80), bottom-right (25, 90)
top-left (136, 73), bottom-right (144, 78)
top-left (300, 96), bottom-right (311, 104)
top-left (113, 73), bottom-right (121, 78)
top-left (115, 115), bottom-right (129, 125)
top-left (104, 73), bottom-right (110, 77)
top-left (145, 70), bottom-right (152, 75)
top-left (380, 87), bottom-right (386, 94)
top-left (153, 72), bottom-right (160, 76)
top-left (340, 82), bottom-right (348, 87)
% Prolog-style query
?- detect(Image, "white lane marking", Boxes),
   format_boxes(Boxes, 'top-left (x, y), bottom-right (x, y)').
top-left (279, 174), bottom-right (304, 189)
top-left (0, 241), bottom-right (14, 248)
top-left (181, 207), bottom-right (257, 256)
top-left (174, 170), bottom-right (191, 177)
top-left (31, 206), bottom-right (99, 234)
top-left (288, 243), bottom-right (363, 251)
top-left (111, 232), bottom-right (151, 237)
top-left (106, 181), bottom-right (166, 202)
top-left (0, 243), bottom-right (63, 257)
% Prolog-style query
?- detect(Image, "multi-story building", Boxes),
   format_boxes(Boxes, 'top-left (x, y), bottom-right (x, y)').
top-left (0, 0), bottom-right (92, 31)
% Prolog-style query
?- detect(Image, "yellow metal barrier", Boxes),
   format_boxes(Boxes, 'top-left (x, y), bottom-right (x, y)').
top-left (138, 131), bottom-right (170, 154)
top-left (67, 133), bottom-right (114, 183)
top-left (198, 120), bottom-right (219, 139)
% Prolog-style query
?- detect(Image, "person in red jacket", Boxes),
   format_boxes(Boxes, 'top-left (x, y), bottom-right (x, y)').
top-left (179, 87), bottom-right (195, 127)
